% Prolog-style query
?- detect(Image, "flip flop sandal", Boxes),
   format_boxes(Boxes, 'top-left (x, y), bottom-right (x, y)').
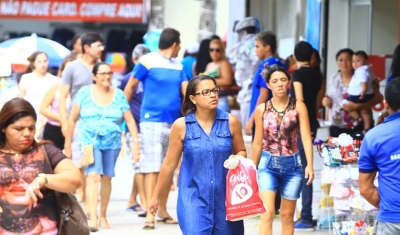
top-left (127, 204), bottom-right (143, 212)
top-left (138, 211), bottom-right (147, 217)
top-left (143, 221), bottom-right (155, 230)
top-left (157, 217), bottom-right (178, 224)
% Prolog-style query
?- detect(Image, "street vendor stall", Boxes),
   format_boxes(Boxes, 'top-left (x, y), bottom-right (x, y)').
top-left (315, 132), bottom-right (377, 235)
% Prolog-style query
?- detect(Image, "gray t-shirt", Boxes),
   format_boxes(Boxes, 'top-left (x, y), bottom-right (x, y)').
top-left (61, 60), bottom-right (93, 108)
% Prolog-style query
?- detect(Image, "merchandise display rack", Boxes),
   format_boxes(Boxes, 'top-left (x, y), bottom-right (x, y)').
top-left (315, 134), bottom-right (377, 235)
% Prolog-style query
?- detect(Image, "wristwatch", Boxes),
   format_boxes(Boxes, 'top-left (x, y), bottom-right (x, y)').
top-left (38, 173), bottom-right (48, 188)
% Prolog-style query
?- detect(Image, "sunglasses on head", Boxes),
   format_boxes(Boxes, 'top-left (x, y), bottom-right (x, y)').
top-left (209, 48), bottom-right (221, 53)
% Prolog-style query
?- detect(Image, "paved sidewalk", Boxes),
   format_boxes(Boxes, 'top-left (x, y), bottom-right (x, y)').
top-left (93, 156), bottom-right (330, 235)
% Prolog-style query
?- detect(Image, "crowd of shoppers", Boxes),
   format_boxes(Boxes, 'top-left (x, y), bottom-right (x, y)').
top-left (5, 13), bottom-right (400, 234)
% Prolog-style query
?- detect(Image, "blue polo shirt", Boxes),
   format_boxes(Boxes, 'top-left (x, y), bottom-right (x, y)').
top-left (248, 57), bottom-right (287, 118)
top-left (132, 52), bottom-right (188, 123)
top-left (359, 112), bottom-right (400, 222)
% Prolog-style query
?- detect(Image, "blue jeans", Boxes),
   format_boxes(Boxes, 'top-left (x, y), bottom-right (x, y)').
top-left (297, 128), bottom-right (317, 224)
top-left (257, 151), bottom-right (303, 200)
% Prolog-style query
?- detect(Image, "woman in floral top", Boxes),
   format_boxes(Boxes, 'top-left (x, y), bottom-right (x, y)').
top-left (64, 62), bottom-right (140, 231)
top-left (0, 98), bottom-right (81, 235)
top-left (322, 48), bottom-right (383, 136)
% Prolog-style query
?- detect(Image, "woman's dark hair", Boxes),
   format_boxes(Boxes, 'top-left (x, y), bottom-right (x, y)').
top-left (71, 33), bottom-right (82, 48)
top-left (312, 49), bottom-right (322, 74)
top-left (195, 39), bottom-right (213, 75)
top-left (181, 75), bottom-right (217, 116)
top-left (92, 62), bottom-right (110, 84)
top-left (0, 98), bottom-right (37, 148)
top-left (390, 44), bottom-right (400, 78)
top-left (92, 62), bottom-right (110, 75)
top-left (261, 64), bottom-right (291, 84)
top-left (25, 51), bottom-right (48, 73)
top-left (335, 48), bottom-right (354, 61)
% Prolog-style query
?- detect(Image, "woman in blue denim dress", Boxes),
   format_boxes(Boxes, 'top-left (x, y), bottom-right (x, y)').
top-left (148, 75), bottom-right (246, 234)
top-left (252, 65), bottom-right (315, 234)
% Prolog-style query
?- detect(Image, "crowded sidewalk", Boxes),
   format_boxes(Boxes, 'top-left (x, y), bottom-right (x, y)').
top-left (100, 140), bottom-right (330, 235)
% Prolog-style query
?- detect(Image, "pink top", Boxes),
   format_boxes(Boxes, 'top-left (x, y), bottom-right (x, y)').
top-left (47, 86), bottom-right (70, 126)
top-left (262, 99), bottom-right (299, 156)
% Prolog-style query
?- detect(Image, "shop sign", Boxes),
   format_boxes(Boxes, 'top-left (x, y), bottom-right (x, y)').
top-left (0, 0), bottom-right (147, 23)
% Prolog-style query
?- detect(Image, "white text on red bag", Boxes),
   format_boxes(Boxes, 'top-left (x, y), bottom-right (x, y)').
top-left (225, 157), bottom-right (267, 221)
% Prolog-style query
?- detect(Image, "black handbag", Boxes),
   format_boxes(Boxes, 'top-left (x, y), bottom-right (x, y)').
top-left (42, 146), bottom-right (89, 235)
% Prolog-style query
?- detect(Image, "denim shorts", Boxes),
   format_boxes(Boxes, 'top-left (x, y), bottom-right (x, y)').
top-left (257, 150), bottom-right (303, 200)
top-left (85, 149), bottom-right (120, 177)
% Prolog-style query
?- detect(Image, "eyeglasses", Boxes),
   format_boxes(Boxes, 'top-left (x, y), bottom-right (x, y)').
top-left (209, 48), bottom-right (221, 53)
top-left (97, 72), bottom-right (113, 77)
top-left (92, 44), bottom-right (105, 50)
top-left (194, 88), bottom-right (220, 96)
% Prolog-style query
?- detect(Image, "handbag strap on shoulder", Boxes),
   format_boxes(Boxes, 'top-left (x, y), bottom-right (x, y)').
top-left (41, 145), bottom-right (54, 174)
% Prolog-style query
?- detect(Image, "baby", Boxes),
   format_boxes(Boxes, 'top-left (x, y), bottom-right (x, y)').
top-left (343, 51), bottom-right (376, 132)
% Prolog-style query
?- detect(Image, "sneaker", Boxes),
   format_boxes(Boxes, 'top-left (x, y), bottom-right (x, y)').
top-left (294, 220), bottom-right (315, 231)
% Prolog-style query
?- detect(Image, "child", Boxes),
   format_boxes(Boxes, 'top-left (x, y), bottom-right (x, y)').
top-left (344, 50), bottom-right (376, 132)
top-left (285, 54), bottom-right (297, 74)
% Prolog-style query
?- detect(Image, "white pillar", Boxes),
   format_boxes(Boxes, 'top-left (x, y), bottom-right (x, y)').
top-left (225, 0), bottom-right (246, 52)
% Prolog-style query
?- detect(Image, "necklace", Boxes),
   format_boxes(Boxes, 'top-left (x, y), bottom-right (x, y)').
top-left (270, 98), bottom-right (290, 117)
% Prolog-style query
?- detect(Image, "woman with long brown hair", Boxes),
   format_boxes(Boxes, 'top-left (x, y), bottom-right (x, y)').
top-left (203, 39), bottom-right (234, 112)
top-left (0, 97), bottom-right (81, 234)
top-left (40, 55), bottom-right (77, 150)
top-left (18, 51), bottom-right (59, 140)
top-left (148, 75), bottom-right (246, 233)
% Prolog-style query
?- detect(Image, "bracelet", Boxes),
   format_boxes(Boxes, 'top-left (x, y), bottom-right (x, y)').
top-left (38, 173), bottom-right (48, 188)
top-left (132, 138), bottom-right (139, 142)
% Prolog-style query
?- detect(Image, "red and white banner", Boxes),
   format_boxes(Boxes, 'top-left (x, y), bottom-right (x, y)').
top-left (0, 0), bottom-right (147, 23)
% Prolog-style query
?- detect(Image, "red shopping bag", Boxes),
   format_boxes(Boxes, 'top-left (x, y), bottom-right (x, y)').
top-left (225, 158), bottom-right (267, 221)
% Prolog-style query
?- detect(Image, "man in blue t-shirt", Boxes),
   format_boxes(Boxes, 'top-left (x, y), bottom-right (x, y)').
top-left (359, 78), bottom-right (400, 233)
top-left (119, 44), bottom-right (150, 214)
top-left (124, 28), bottom-right (188, 228)
top-left (245, 31), bottom-right (287, 140)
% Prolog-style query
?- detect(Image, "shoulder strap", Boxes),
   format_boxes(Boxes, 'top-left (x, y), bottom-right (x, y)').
top-left (41, 145), bottom-right (54, 174)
